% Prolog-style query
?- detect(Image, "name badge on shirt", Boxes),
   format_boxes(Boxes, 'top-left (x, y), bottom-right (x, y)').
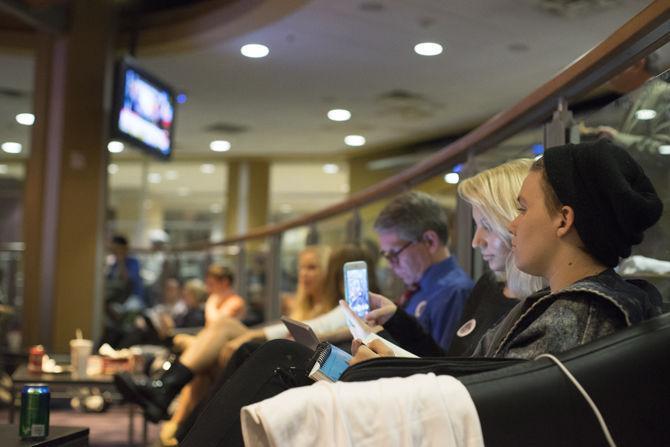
top-left (456, 319), bottom-right (477, 337)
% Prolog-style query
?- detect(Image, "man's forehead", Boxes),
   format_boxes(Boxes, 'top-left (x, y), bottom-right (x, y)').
top-left (377, 230), bottom-right (406, 246)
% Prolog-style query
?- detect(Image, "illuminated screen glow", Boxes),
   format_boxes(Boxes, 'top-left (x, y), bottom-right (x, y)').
top-left (118, 68), bottom-right (174, 156)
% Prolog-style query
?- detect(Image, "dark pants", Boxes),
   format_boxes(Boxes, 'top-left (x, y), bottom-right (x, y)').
top-left (180, 339), bottom-right (313, 447)
top-left (176, 340), bottom-right (263, 441)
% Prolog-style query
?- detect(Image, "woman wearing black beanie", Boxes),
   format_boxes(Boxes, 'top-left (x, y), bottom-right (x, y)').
top-left (472, 139), bottom-right (664, 358)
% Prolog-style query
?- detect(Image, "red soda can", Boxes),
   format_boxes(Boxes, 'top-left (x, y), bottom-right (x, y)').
top-left (28, 345), bottom-right (45, 373)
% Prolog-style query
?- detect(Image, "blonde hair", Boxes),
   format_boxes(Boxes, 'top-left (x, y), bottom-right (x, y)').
top-left (458, 158), bottom-right (545, 298)
top-left (289, 245), bottom-right (331, 321)
top-left (183, 279), bottom-right (207, 304)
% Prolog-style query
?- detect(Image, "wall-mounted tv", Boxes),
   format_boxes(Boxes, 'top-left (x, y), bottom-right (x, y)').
top-left (111, 58), bottom-right (177, 160)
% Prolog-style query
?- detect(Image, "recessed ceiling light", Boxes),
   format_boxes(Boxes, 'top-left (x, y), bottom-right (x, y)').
top-left (659, 145), bottom-right (670, 155)
top-left (1, 142), bottom-right (22, 154)
top-left (107, 141), bottom-right (124, 153)
top-left (148, 172), bottom-right (162, 184)
top-left (344, 135), bottom-right (366, 147)
top-left (165, 170), bottom-right (178, 180)
top-left (0, 164), bottom-right (8, 174)
top-left (414, 42), bottom-right (443, 56)
top-left (444, 172), bottom-right (459, 184)
top-left (323, 163), bottom-right (339, 174)
top-left (16, 113), bottom-right (35, 126)
top-left (210, 203), bottom-right (223, 213)
top-left (177, 187), bottom-right (190, 196)
top-left (327, 109), bottom-right (351, 122)
top-left (210, 140), bottom-right (231, 152)
top-left (108, 163), bottom-right (119, 175)
top-left (241, 44), bottom-right (269, 58)
top-left (635, 109), bottom-right (656, 120)
top-left (200, 164), bottom-right (216, 174)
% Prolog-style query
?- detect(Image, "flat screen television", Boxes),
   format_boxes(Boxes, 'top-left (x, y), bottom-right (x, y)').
top-left (110, 58), bottom-right (177, 160)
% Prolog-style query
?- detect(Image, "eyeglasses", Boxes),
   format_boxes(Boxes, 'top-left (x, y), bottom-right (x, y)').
top-left (380, 240), bottom-right (415, 264)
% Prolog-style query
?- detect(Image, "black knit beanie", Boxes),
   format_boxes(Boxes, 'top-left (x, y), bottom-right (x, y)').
top-left (542, 140), bottom-right (663, 267)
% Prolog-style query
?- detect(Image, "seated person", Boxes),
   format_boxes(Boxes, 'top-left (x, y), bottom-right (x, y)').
top-left (114, 263), bottom-right (247, 421)
top-left (172, 279), bottom-right (207, 328)
top-left (447, 158), bottom-right (545, 356)
top-left (147, 278), bottom-right (208, 340)
top-left (375, 191), bottom-right (474, 351)
top-left (180, 141), bottom-right (663, 447)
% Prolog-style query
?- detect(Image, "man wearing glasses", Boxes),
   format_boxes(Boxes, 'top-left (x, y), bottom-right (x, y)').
top-left (374, 191), bottom-right (473, 350)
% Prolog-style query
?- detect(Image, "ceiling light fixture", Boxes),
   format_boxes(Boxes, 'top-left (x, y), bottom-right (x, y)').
top-left (414, 42), bottom-right (443, 56)
top-left (108, 163), bottom-right (119, 175)
top-left (148, 172), bottom-right (162, 184)
top-left (200, 163), bottom-right (216, 174)
top-left (1, 142), bottom-right (22, 154)
top-left (322, 163), bottom-right (339, 174)
top-left (241, 44), bottom-right (270, 58)
top-left (444, 172), bottom-right (459, 184)
top-left (107, 141), bottom-right (124, 153)
top-left (635, 109), bottom-right (656, 120)
top-left (344, 135), bottom-right (366, 147)
top-left (210, 140), bottom-right (231, 152)
top-left (327, 109), bottom-right (351, 122)
top-left (16, 113), bottom-right (35, 126)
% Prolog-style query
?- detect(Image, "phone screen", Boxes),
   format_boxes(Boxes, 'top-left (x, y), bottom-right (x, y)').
top-left (344, 262), bottom-right (369, 318)
top-left (320, 345), bottom-right (353, 381)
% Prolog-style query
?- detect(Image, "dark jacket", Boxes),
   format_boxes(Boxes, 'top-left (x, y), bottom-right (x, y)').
top-left (473, 269), bottom-right (662, 359)
top-left (384, 269), bottom-right (662, 360)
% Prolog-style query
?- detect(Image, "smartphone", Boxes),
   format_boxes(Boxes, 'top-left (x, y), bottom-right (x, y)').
top-left (343, 260), bottom-right (369, 319)
top-left (280, 316), bottom-right (320, 350)
top-left (319, 344), bottom-right (352, 381)
top-left (308, 342), bottom-right (353, 382)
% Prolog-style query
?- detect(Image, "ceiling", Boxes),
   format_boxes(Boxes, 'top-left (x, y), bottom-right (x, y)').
top-left (0, 0), bottom-right (661, 237)
top-left (133, 0), bottom-right (651, 158)
top-left (0, 0), bottom-right (655, 160)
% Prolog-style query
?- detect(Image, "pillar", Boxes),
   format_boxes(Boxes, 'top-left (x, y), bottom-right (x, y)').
top-left (23, 0), bottom-right (115, 351)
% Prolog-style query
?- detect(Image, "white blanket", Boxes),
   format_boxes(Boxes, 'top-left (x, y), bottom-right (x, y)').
top-left (241, 373), bottom-right (484, 447)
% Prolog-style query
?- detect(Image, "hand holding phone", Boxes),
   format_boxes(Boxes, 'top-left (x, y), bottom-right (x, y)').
top-left (343, 261), bottom-right (369, 318)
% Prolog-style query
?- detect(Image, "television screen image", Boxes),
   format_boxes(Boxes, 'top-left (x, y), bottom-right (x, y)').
top-left (112, 59), bottom-right (177, 159)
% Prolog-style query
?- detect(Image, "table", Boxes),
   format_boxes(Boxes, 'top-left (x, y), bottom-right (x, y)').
top-left (0, 424), bottom-right (89, 447)
top-left (10, 365), bottom-right (148, 446)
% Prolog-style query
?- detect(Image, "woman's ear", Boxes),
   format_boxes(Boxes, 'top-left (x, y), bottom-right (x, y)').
top-left (556, 205), bottom-right (576, 238)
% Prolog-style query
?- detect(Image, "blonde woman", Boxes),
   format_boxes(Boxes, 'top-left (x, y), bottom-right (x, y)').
top-left (446, 159), bottom-right (546, 355)
top-left (285, 245), bottom-right (332, 320)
